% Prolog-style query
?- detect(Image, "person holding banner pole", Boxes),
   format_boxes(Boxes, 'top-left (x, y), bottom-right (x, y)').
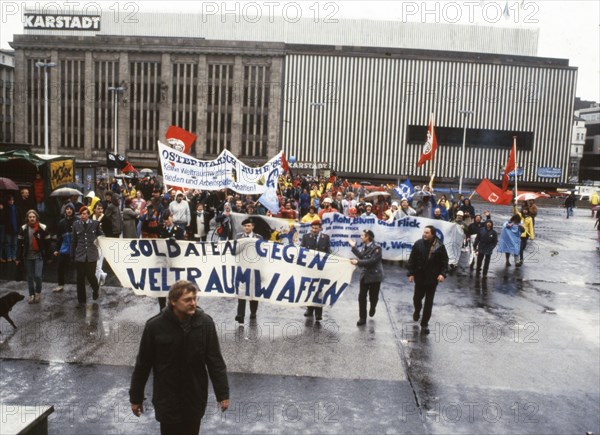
top-left (235, 218), bottom-right (263, 324)
top-left (156, 211), bottom-right (186, 312)
top-left (349, 230), bottom-right (383, 327)
top-left (301, 219), bottom-right (331, 322)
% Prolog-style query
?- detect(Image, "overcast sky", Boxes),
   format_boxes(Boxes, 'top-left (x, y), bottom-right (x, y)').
top-left (1, 1), bottom-right (598, 101)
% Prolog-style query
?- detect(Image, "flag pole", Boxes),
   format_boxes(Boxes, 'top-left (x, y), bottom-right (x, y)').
top-left (513, 136), bottom-right (518, 205)
top-left (430, 112), bottom-right (435, 181)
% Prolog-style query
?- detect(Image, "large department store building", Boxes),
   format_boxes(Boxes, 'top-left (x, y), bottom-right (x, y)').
top-left (9, 10), bottom-right (578, 186)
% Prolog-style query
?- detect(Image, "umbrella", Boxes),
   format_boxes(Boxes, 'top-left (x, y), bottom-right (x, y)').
top-left (0, 177), bottom-right (19, 191)
top-left (57, 181), bottom-right (84, 191)
top-left (140, 168), bottom-right (154, 175)
top-left (363, 191), bottom-right (391, 201)
top-left (516, 192), bottom-right (546, 202)
top-left (50, 187), bottom-right (83, 197)
top-left (411, 190), bottom-right (433, 201)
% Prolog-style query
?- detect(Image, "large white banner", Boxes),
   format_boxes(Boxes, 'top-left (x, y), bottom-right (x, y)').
top-left (230, 212), bottom-right (464, 264)
top-left (158, 142), bottom-right (284, 194)
top-left (97, 237), bottom-right (354, 307)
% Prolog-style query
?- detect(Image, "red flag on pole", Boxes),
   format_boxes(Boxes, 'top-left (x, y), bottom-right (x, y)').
top-left (476, 178), bottom-right (513, 205)
top-left (121, 161), bottom-right (138, 174)
top-left (166, 126), bottom-right (196, 155)
top-left (281, 153), bottom-right (290, 173)
top-left (417, 116), bottom-right (438, 168)
top-left (502, 141), bottom-right (516, 191)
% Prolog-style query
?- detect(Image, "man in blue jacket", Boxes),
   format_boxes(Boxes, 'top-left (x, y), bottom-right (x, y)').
top-left (407, 225), bottom-right (449, 334)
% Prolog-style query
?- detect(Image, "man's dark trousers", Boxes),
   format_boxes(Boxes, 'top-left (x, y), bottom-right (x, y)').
top-left (413, 282), bottom-right (437, 326)
top-left (358, 279), bottom-right (381, 320)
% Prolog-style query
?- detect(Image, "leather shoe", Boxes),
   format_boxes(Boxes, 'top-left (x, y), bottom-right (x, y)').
top-left (235, 315), bottom-right (244, 323)
top-left (249, 313), bottom-right (257, 319)
top-left (304, 308), bottom-right (313, 317)
top-left (421, 324), bottom-right (430, 334)
top-left (356, 319), bottom-right (366, 326)
top-left (369, 306), bottom-right (376, 317)
top-left (315, 315), bottom-right (322, 321)
top-left (413, 311), bottom-right (420, 322)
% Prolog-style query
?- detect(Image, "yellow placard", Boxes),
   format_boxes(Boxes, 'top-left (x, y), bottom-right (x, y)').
top-left (49, 159), bottom-right (74, 189)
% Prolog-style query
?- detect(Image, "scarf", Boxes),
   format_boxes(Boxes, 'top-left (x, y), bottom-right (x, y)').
top-left (427, 239), bottom-right (437, 260)
top-left (29, 222), bottom-right (40, 252)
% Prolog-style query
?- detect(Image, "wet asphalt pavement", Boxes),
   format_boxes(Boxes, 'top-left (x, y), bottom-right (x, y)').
top-left (1, 200), bottom-right (599, 434)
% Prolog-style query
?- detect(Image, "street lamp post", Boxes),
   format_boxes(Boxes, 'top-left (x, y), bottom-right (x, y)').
top-left (108, 86), bottom-right (125, 175)
top-left (35, 61), bottom-right (56, 155)
top-left (458, 109), bottom-right (474, 194)
top-left (310, 102), bottom-right (325, 179)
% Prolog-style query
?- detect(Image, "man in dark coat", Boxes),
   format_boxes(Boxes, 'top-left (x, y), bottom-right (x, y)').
top-left (130, 280), bottom-right (229, 434)
top-left (301, 219), bottom-right (331, 321)
top-left (71, 206), bottom-right (104, 306)
top-left (52, 203), bottom-right (78, 292)
top-left (350, 230), bottom-right (383, 326)
top-left (16, 187), bottom-right (38, 224)
top-left (103, 192), bottom-right (122, 238)
top-left (407, 225), bottom-right (449, 334)
top-left (473, 220), bottom-right (498, 278)
top-left (467, 213), bottom-right (484, 269)
top-left (564, 192), bottom-right (576, 218)
top-left (235, 218), bottom-right (263, 324)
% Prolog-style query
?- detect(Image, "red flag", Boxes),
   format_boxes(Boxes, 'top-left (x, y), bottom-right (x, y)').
top-left (417, 116), bottom-right (438, 168)
top-left (476, 178), bottom-right (513, 205)
top-left (502, 142), bottom-right (516, 191)
top-left (281, 153), bottom-right (290, 173)
top-left (166, 126), bottom-right (196, 155)
top-left (121, 162), bottom-right (138, 174)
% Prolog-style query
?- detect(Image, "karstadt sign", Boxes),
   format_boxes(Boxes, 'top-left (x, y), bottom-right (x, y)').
top-left (24, 14), bottom-right (101, 30)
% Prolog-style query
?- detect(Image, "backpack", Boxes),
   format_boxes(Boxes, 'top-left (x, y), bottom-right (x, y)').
top-left (59, 232), bottom-right (72, 255)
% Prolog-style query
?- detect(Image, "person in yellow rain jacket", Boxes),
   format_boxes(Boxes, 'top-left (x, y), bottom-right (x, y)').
top-left (590, 191), bottom-right (599, 217)
top-left (513, 204), bottom-right (534, 267)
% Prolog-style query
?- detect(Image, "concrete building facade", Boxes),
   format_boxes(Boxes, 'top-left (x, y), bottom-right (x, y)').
top-left (576, 105), bottom-right (600, 182)
top-left (570, 117), bottom-right (587, 183)
top-left (8, 11), bottom-right (579, 186)
top-left (0, 50), bottom-right (15, 144)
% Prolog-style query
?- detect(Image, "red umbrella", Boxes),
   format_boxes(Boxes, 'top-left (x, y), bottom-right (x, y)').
top-left (515, 192), bottom-right (549, 202)
top-left (0, 177), bottom-right (19, 191)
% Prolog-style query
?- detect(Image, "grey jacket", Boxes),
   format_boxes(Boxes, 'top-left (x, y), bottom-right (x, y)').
top-left (351, 242), bottom-right (383, 284)
top-left (122, 207), bottom-right (139, 238)
top-left (71, 219), bottom-right (104, 262)
top-left (104, 202), bottom-right (122, 236)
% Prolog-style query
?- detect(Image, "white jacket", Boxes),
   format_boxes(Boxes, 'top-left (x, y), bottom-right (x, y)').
top-left (169, 200), bottom-right (191, 225)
